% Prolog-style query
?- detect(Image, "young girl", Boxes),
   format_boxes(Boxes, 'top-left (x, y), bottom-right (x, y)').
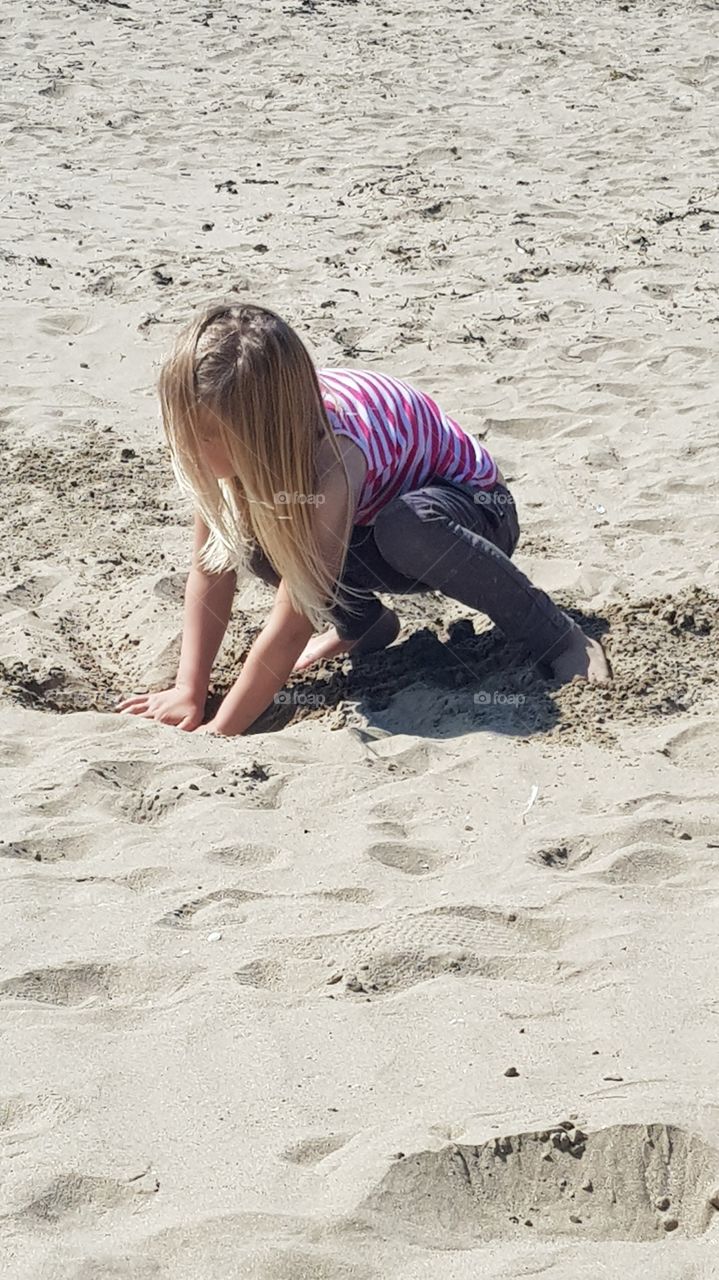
top-left (116, 302), bottom-right (610, 736)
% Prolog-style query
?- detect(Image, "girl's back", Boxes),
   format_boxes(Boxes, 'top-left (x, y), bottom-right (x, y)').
top-left (319, 367), bottom-right (497, 525)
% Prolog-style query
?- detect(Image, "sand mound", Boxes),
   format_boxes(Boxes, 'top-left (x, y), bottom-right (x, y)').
top-left (360, 1124), bottom-right (719, 1245)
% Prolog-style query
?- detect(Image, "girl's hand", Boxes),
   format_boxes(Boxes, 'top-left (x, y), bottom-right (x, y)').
top-left (115, 683), bottom-right (205, 731)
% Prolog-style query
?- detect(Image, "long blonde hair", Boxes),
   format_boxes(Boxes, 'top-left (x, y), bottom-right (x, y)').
top-left (158, 302), bottom-right (352, 628)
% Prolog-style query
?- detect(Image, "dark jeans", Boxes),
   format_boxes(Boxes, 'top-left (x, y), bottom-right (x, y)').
top-left (249, 480), bottom-right (577, 667)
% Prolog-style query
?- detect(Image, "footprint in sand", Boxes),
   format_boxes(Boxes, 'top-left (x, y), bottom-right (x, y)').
top-left (152, 573), bottom-right (187, 604)
top-left (206, 843), bottom-right (280, 869)
top-left (365, 841), bottom-right (443, 876)
top-left (116, 867), bottom-right (173, 892)
top-left (32, 758), bottom-right (286, 825)
top-left (0, 961), bottom-right (189, 1009)
top-left (238, 1247), bottom-right (377, 1280)
top-left (364, 814), bottom-right (445, 876)
top-left (616, 791), bottom-right (719, 814)
top-left (532, 815), bottom-right (719, 885)
top-left (234, 958), bottom-right (286, 990)
top-left (31, 760), bottom-right (181, 826)
top-left (313, 886), bottom-right (374, 905)
top-left (0, 736), bottom-right (34, 766)
top-left (9, 1168), bottom-right (158, 1226)
top-left (662, 722), bottom-right (719, 771)
top-left (0, 573), bottom-right (61, 615)
top-left (234, 905), bottom-right (562, 999)
top-left (156, 888), bottom-right (263, 930)
top-left (36, 311), bottom-right (89, 336)
top-left (532, 840), bottom-right (594, 872)
top-left (360, 1123), bottom-right (719, 1244)
top-left (0, 834), bottom-right (91, 863)
top-left (0, 1093), bottom-right (77, 1145)
top-left (280, 1134), bottom-right (351, 1166)
top-left (73, 1235), bottom-right (376, 1280)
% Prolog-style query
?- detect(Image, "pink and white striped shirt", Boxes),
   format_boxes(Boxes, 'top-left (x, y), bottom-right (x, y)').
top-left (318, 367), bottom-right (497, 525)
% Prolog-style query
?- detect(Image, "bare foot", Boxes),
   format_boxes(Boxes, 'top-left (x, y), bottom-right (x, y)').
top-left (293, 606), bottom-right (400, 673)
top-left (293, 627), bottom-right (351, 671)
top-left (550, 628), bottom-right (612, 685)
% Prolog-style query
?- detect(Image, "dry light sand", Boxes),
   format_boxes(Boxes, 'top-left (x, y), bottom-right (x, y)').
top-left (1, 0), bottom-right (719, 1277)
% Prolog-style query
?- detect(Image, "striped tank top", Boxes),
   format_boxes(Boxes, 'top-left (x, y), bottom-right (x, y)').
top-left (318, 367), bottom-right (498, 525)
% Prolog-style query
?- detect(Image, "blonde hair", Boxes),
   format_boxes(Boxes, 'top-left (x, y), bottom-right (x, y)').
top-left (158, 302), bottom-right (352, 628)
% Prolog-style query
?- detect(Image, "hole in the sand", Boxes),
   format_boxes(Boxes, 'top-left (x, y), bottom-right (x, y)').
top-left (1, 589), bottom-right (717, 744)
top-left (359, 1123), bottom-right (719, 1244)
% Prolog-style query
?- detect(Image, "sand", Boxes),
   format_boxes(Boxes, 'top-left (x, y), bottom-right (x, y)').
top-left (1, 0), bottom-right (719, 1276)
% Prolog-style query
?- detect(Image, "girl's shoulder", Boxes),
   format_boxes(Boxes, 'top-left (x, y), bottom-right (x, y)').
top-left (318, 366), bottom-right (413, 410)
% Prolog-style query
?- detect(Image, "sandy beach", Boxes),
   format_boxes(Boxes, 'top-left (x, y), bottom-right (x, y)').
top-left (1, 0), bottom-right (719, 1276)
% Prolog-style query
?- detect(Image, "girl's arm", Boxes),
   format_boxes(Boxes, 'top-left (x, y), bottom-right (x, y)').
top-left (202, 458), bottom-right (352, 736)
top-left (175, 513), bottom-right (237, 697)
top-left (202, 581), bottom-right (314, 735)
top-left (116, 513), bottom-right (235, 728)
